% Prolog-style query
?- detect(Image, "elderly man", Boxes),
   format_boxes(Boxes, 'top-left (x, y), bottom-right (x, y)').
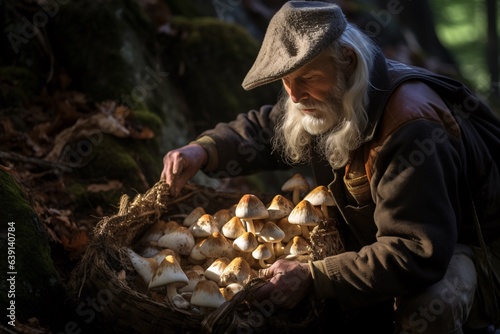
top-left (162, 1), bottom-right (500, 333)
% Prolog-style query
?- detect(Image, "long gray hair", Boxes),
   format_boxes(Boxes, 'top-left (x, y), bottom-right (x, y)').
top-left (272, 24), bottom-right (377, 169)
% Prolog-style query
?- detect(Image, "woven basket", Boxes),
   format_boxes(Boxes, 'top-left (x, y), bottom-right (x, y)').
top-left (67, 181), bottom-right (341, 333)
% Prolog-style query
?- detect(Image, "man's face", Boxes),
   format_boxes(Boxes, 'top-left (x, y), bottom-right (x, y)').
top-left (281, 51), bottom-right (346, 135)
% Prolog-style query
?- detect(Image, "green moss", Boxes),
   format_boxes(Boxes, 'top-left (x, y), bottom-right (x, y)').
top-left (0, 170), bottom-right (65, 325)
top-left (162, 16), bottom-right (281, 133)
top-left (49, 0), bottom-right (157, 102)
top-left (130, 109), bottom-right (163, 133)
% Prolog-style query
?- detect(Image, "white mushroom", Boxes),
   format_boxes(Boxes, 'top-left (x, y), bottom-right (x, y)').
top-left (288, 199), bottom-right (323, 239)
top-left (183, 206), bottom-right (206, 227)
top-left (258, 221), bottom-right (285, 263)
top-left (125, 248), bottom-right (157, 285)
top-left (200, 231), bottom-right (234, 259)
top-left (266, 194), bottom-right (294, 221)
top-left (219, 256), bottom-right (254, 287)
top-left (284, 236), bottom-right (311, 257)
top-left (137, 220), bottom-right (166, 244)
top-left (232, 231), bottom-right (259, 253)
top-left (235, 194), bottom-right (269, 234)
top-left (303, 185), bottom-right (335, 219)
top-left (191, 280), bottom-right (226, 314)
top-left (179, 270), bottom-right (205, 294)
top-left (213, 208), bottom-right (233, 229)
top-left (148, 255), bottom-right (190, 309)
top-left (221, 216), bottom-right (246, 239)
top-left (151, 248), bottom-right (180, 265)
top-left (204, 257), bottom-right (231, 285)
top-left (163, 220), bottom-right (181, 234)
top-left (221, 283), bottom-right (244, 301)
top-left (281, 173), bottom-right (310, 205)
top-left (189, 213), bottom-right (219, 238)
top-left (157, 226), bottom-right (195, 256)
top-left (277, 217), bottom-right (302, 243)
top-left (188, 239), bottom-right (207, 264)
top-left (252, 243), bottom-right (272, 269)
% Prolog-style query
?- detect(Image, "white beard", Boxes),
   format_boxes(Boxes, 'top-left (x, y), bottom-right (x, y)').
top-left (273, 73), bottom-right (364, 169)
top-left (291, 100), bottom-right (340, 135)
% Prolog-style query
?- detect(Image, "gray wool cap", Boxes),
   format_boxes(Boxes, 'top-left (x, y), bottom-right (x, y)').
top-left (242, 1), bottom-right (347, 90)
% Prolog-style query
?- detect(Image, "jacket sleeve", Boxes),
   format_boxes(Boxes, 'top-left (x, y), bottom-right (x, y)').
top-left (192, 104), bottom-right (291, 177)
top-left (310, 83), bottom-right (465, 310)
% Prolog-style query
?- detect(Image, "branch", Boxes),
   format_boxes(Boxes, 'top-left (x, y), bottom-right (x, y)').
top-left (0, 151), bottom-right (72, 172)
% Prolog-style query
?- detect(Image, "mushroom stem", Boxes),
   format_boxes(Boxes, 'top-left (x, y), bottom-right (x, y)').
top-left (292, 189), bottom-right (301, 205)
top-left (242, 218), bottom-right (256, 235)
top-left (265, 242), bottom-right (276, 263)
top-left (258, 258), bottom-right (271, 269)
top-left (321, 204), bottom-right (329, 220)
top-left (166, 285), bottom-right (190, 309)
top-left (300, 225), bottom-right (310, 239)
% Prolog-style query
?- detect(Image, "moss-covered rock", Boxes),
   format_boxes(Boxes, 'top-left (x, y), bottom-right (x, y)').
top-left (160, 16), bottom-right (281, 133)
top-left (0, 170), bottom-right (65, 327)
top-left (63, 134), bottom-right (156, 204)
top-left (49, 0), bottom-right (155, 102)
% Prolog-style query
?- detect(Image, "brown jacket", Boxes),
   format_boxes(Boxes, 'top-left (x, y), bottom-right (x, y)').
top-left (194, 49), bottom-right (500, 310)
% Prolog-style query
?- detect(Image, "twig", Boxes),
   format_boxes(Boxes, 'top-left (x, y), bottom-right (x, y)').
top-left (0, 151), bottom-right (72, 172)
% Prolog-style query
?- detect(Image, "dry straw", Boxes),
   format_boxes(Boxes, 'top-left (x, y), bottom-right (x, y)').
top-left (68, 181), bottom-right (343, 333)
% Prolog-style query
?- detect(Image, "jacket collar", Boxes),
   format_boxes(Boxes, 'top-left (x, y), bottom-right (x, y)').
top-left (359, 47), bottom-right (392, 143)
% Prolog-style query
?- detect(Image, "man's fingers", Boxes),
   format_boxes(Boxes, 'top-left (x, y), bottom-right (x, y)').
top-left (252, 281), bottom-right (274, 301)
top-left (171, 156), bottom-right (183, 175)
top-left (258, 268), bottom-right (271, 278)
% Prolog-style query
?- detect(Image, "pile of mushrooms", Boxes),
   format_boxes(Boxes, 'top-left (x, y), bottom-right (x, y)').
top-left (124, 173), bottom-right (335, 314)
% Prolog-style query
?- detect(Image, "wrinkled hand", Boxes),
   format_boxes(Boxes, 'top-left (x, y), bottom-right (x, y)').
top-left (252, 259), bottom-right (312, 309)
top-left (161, 144), bottom-right (207, 197)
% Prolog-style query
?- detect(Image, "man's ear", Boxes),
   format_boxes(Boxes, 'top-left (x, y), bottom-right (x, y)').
top-left (343, 47), bottom-right (357, 75)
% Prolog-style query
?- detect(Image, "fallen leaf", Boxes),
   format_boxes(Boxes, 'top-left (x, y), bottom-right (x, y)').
top-left (60, 229), bottom-right (89, 260)
top-left (87, 180), bottom-right (123, 192)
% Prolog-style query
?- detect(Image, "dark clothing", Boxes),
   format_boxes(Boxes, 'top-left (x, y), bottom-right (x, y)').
top-left (195, 49), bottom-right (500, 313)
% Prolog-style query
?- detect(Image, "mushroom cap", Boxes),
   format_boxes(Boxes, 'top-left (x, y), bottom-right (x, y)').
top-left (125, 248), bottom-right (157, 284)
top-left (157, 226), bottom-right (195, 256)
top-left (232, 231), bottom-right (259, 252)
top-left (189, 214), bottom-right (219, 237)
top-left (252, 243), bottom-right (272, 261)
top-left (281, 173), bottom-right (310, 193)
top-left (183, 206), bottom-right (206, 227)
top-left (191, 280), bottom-right (226, 309)
top-left (200, 232), bottom-right (234, 259)
top-left (277, 217), bottom-right (302, 243)
top-left (221, 283), bottom-right (244, 301)
top-left (288, 200), bottom-right (323, 226)
top-left (221, 216), bottom-right (246, 239)
top-left (258, 221), bottom-right (285, 243)
top-left (139, 220), bottom-right (166, 243)
top-left (219, 256), bottom-right (253, 286)
top-left (178, 270), bottom-right (205, 293)
top-left (266, 194), bottom-right (294, 220)
top-left (188, 239), bottom-right (207, 264)
top-left (303, 185), bottom-right (335, 207)
top-left (151, 248), bottom-right (180, 265)
top-left (185, 264), bottom-right (205, 276)
top-left (148, 254), bottom-right (188, 289)
top-left (213, 208), bottom-right (233, 229)
top-left (284, 236), bottom-right (310, 256)
top-left (163, 220), bottom-right (182, 235)
top-left (235, 194), bottom-right (269, 220)
top-left (204, 257), bottom-right (231, 283)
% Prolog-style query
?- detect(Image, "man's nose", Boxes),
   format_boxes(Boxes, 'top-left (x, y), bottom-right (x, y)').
top-left (288, 81), bottom-right (308, 103)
